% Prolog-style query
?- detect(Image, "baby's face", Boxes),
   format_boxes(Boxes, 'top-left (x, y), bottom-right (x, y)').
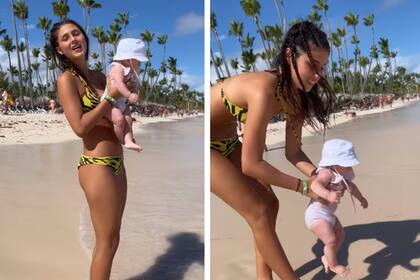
top-left (129, 59), bottom-right (140, 74)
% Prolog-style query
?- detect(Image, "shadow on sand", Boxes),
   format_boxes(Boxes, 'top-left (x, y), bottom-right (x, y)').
top-left (126, 232), bottom-right (204, 280)
top-left (295, 219), bottom-right (420, 279)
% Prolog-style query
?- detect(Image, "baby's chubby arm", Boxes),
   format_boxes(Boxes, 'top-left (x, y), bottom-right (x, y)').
top-left (348, 182), bottom-right (368, 208)
top-left (312, 169), bottom-right (343, 203)
top-left (108, 64), bottom-right (135, 99)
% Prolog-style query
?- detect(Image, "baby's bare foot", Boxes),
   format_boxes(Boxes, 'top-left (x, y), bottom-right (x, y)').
top-left (125, 142), bottom-right (143, 152)
top-left (321, 255), bottom-right (330, 273)
top-left (330, 265), bottom-right (350, 277)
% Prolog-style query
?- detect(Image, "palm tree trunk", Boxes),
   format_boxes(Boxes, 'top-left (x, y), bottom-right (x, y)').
top-left (23, 21), bottom-right (34, 107)
top-left (210, 48), bottom-right (222, 80)
top-left (212, 29), bottom-right (231, 77)
top-left (254, 16), bottom-right (271, 67)
top-left (10, 0), bottom-right (23, 104)
top-left (6, 52), bottom-right (14, 82)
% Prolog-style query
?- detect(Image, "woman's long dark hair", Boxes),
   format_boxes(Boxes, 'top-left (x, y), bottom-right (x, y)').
top-left (274, 21), bottom-right (336, 130)
top-left (50, 19), bottom-right (89, 78)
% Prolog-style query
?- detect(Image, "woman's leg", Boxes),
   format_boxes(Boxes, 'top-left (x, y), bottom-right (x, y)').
top-left (211, 149), bottom-right (298, 280)
top-left (79, 164), bottom-right (127, 280)
top-left (229, 148), bottom-right (279, 280)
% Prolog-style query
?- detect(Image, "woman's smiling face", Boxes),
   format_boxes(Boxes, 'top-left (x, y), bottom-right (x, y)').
top-left (289, 45), bottom-right (329, 92)
top-left (55, 23), bottom-right (88, 62)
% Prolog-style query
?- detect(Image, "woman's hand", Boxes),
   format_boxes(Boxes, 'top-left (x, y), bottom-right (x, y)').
top-left (106, 76), bottom-right (122, 100)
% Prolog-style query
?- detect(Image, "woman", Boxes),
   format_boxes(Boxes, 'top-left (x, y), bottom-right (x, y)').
top-left (211, 21), bottom-right (338, 279)
top-left (50, 19), bottom-right (126, 279)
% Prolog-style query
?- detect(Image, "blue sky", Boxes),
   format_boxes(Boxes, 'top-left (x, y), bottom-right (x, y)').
top-left (0, 0), bottom-right (204, 91)
top-left (211, 0), bottom-right (420, 79)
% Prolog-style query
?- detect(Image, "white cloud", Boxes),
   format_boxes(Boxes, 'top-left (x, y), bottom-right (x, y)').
top-left (219, 34), bottom-right (227, 41)
top-left (379, 0), bottom-right (408, 11)
top-left (394, 52), bottom-right (420, 74)
top-left (174, 12), bottom-right (203, 36)
top-left (27, 24), bottom-right (36, 30)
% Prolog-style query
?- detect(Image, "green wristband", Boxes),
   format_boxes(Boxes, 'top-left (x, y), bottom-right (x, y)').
top-left (104, 95), bottom-right (116, 106)
top-left (302, 180), bottom-right (309, 196)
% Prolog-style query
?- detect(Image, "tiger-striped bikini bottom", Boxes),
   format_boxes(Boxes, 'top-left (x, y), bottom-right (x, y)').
top-left (210, 136), bottom-right (241, 158)
top-left (78, 155), bottom-right (124, 175)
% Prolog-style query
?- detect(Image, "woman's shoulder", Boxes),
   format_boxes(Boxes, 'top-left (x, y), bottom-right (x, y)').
top-left (57, 70), bottom-right (77, 85)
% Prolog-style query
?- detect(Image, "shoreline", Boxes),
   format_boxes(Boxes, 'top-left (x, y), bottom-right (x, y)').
top-left (265, 98), bottom-right (420, 147)
top-left (0, 112), bottom-right (203, 145)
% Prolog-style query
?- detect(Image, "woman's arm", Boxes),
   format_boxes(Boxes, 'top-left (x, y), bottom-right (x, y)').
top-left (241, 90), bottom-right (304, 192)
top-left (284, 116), bottom-right (317, 177)
top-left (57, 71), bottom-right (115, 137)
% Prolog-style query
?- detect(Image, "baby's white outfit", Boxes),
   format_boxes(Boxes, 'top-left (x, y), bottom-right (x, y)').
top-left (304, 167), bottom-right (352, 229)
top-left (103, 62), bottom-right (138, 112)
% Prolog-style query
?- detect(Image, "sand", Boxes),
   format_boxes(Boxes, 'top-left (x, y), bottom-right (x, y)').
top-left (0, 115), bottom-right (203, 280)
top-left (211, 99), bottom-right (420, 279)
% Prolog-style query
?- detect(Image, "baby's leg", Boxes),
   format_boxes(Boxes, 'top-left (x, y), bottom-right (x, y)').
top-left (106, 107), bottom-right (126, 144)
top-left (123, 111), bottom-right (143, 152)
top-left (310, 219), bottom-right (350, 277)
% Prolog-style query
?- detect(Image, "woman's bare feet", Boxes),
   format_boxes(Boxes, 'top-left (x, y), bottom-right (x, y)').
top-left (330, 265), bottom-right (350, 277)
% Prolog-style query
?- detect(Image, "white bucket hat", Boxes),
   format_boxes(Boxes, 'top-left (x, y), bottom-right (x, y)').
top-left (318, 138), bottom-right (360, 167)
top-left (113, 38), bottom-right (148, 62)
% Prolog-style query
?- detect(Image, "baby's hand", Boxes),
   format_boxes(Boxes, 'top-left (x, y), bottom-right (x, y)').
top-left (128, 93), bottom-right (139, 104)
top-left (326, 191), bottom-right (342, 204)
top-left (360, 197), bottom-right (368, 209)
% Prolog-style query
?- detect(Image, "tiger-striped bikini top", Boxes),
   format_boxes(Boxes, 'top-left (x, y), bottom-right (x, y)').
top-left (68, 68), bottom-right (100, 113)
top-left (220, 72), bottom-right (292, 122)
top-left (220, 71), bottom-right (302, 145)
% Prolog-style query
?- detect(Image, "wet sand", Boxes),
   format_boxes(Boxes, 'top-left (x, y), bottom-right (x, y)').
top-left (0, 117), bottom-right (203, 279)
top-left (211, 102), bottom-right (420, 279)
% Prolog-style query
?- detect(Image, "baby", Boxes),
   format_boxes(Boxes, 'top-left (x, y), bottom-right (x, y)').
top-left (101, 38), bottom-right (147, 152)
top-left (305, 139), bottom-right (368, 277)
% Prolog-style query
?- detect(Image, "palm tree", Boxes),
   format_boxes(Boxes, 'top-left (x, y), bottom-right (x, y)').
top-left (0, 35), bottom-right (16, 83)
top-left (10, 0), bottom-right (24, 104)
top-left (242, 49), bottom-right (257, 72)
top-left (331, 32), bottom-right (346, 93)
top-left (37, 16), bottom-right (51, 89)
top-left (361, 14), bottom-right (375, 94)
top-left (116, 12), bottom-right (129, 37)
top-left (240, 0), bottom-right (271, 67)
top-left (154, 34), bottom-right (168, 89)
top-left (379, 37), bottom-right (391, 93)
top-left (273, 0), bottom-right (286, 35)
top-left (76, 0), bottom-right (101, 34)
top-left (107, 21), bottom-right (122, 52)
top-left (140, 30), bottom-right (154, 85)
top-left (210, 48), bottom-right (222, 80)
top-left (214, 56), bottom-right (225, 77)
top-left (229, 20), bottom-right (244, 51)
top-left (230, 58), bottom-right (239, 75)
top-left (264, 24), bottom-right (282, 51)
top-left (52, 0), bottom-right (70, 21)
top-left (31, 62), bottom-right (41, 87)
top-left (210, 11), bottom-right (231, 77)
top-left (14, 0), bottom-right (34, 106)
top-left (91, 26), bottom-right (108, 73)
top-left (344, 12), bottom-right (360, 93)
